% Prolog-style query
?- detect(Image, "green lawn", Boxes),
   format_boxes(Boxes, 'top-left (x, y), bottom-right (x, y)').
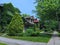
top-left (6, 36), bottom-right (51, 43)
top-left (0, 43), bottom-right (7, 45)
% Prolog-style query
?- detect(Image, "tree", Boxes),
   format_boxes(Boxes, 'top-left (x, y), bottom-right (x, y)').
top-left (35, 0), bottom-right (60, 30)
top-left (21, 14), bottom-right (30, 17)
top-left (3, 3), bottom-right (21, 15)
top-left (7, 13), bottom-right (24, 36)
top-left (0, 3), bottom-right (21, 32)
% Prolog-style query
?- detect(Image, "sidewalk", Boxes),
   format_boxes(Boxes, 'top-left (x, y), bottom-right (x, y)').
top-left (47, 31), bottom-right (60, 45)
top-left (0, 37), bottom-right (46, 45)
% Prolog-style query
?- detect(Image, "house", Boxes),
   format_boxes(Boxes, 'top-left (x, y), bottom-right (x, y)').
top-left (22, 16), bottom-right (39, 30)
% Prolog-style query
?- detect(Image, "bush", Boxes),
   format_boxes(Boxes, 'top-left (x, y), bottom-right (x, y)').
top-left (24, 28), bottom-right (41, 36)
top-left (31, 31), bottom-right (40, 36)
top-left (45, 28), bottom-right (53, 33)
top-left (24, 28), bottom-right (34, 36)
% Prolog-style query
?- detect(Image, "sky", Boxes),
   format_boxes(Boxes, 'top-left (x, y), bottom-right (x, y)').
top-left (0, 0), bottom-right (36, 17)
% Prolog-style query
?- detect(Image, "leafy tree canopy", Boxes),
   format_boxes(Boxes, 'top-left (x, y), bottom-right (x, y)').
top-left (35, 0), bottom-right (60, 21)
top-left (34, 0), bottom-right (60, 30)
top-left (0, 3), bottom-right (21, 32)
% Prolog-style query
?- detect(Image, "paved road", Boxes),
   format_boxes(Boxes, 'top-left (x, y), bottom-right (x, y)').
top-left (0, 37), bottom-right (47, 45)
top-left (47, 31), bottom-right (60, 45)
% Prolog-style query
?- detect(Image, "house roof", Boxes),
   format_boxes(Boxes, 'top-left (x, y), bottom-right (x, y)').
top-left (34, 19), bottom-right (39, 23)
top-left (25, 16), bottom-right (34, 19)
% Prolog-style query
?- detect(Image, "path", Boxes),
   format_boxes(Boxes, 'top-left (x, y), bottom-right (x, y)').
top-left (0, 37), bottom-right (46, 45)
top-left (47, 31), bottom-right (60, 45)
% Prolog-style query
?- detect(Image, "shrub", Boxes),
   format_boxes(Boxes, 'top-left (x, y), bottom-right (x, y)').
top-left (24, 28), bottom-right (34, 36)
top-left (31, 31), bottom-right (40, 36)
top-left (24, 28), bottom-right (41, 36)
top-left (7, 13), bottom-right (24, 36)
top-left (23, 28), bottom-right (52, 37)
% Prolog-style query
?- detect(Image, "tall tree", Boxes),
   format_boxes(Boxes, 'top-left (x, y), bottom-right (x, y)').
top-left (0, 3), bottom-right (21, 32)
top-left (35, 0), bottom-right (60, 30)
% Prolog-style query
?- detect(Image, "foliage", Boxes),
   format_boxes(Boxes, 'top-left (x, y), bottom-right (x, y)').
top-left (35, 0), bottom-right (60, 21)
top-left (31, 31), bottom-right (40, 36)
top-left (3, 3), bottom-right (20, 14)
top-left (0, 3), bottom-right (21, 32)
top-left (24, 28), bottom-right (34, 36)
top-left (44, 20), bottom-right (58, 31)
top-left (34, 23), bottom-right (39, 31)
top-left (7, 13), bottom-right (24, 36)
top-left (24, 28), bottom-right (44, 36)
top-left (21, 14), bottom-right (30, 17)
top-left (35, 0), bottom-right (60, 30)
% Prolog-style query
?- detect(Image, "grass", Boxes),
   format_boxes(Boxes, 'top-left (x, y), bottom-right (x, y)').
top-left (0, 32), bottom-right (52, 43)
top-left (6, 35), bottom-right (51, 43)
top-left (0, 43), bottom-right (7, 45)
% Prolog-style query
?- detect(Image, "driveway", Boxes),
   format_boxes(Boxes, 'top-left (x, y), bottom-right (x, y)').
top-left (0, 37), bottom-right (47, 45)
